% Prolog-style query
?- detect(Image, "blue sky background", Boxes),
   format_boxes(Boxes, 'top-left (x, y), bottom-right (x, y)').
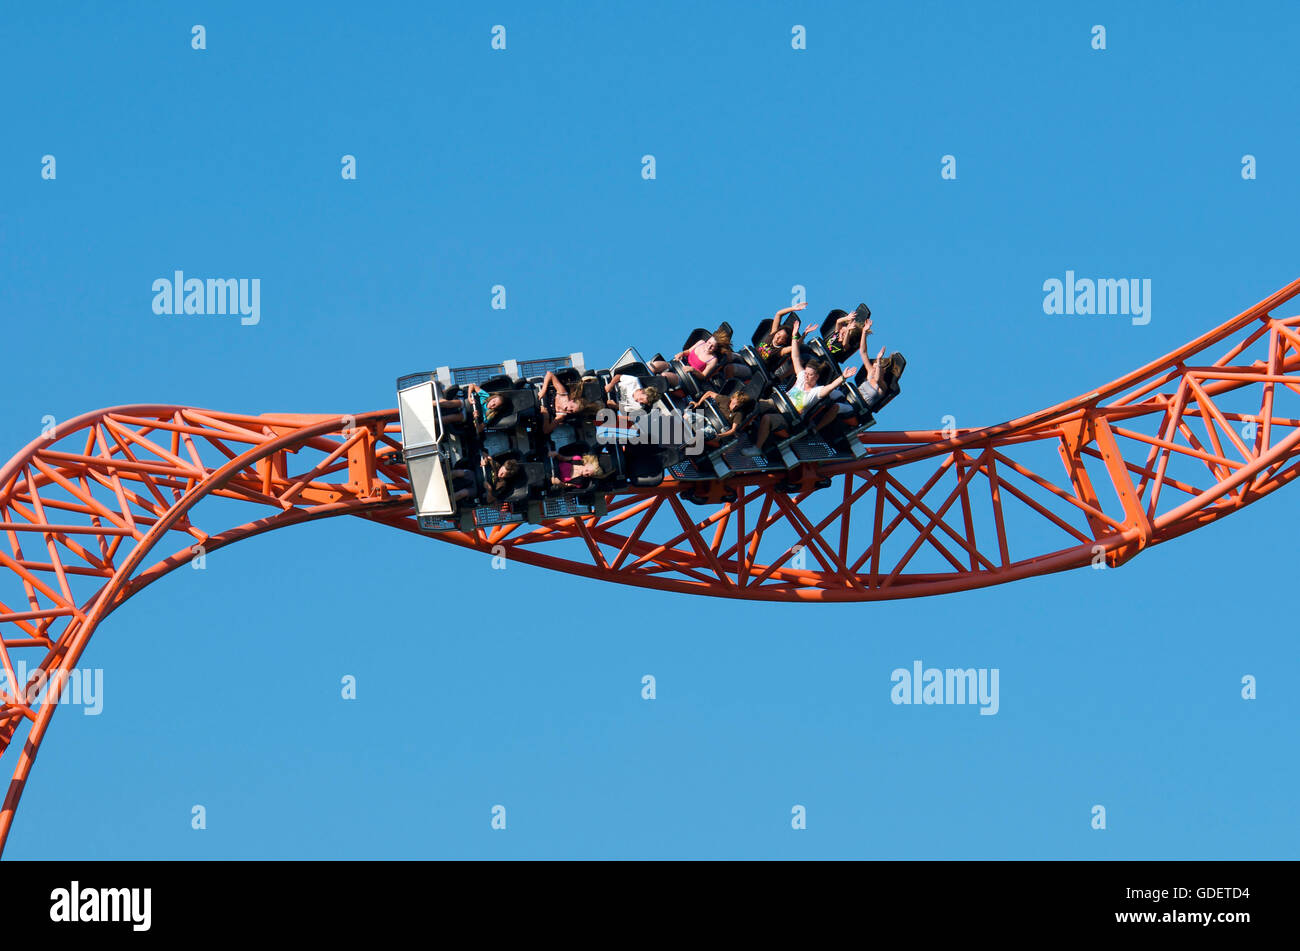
top-left (1, 0), bottom-right (1297, 858)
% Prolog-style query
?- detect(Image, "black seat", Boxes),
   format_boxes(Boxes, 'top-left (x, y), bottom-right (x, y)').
top-left (740, 376), bottom-right (767, 401)
top-left (750, 313), bottom-right (799, 348)
top-left (813, 303), bottom-right (870, 341)
top-left (521, 462), bottom-right (548, 499)
top-left (556, 415), bottom-right (604, 457)
top-left (481, 374), bottom-right (514, 392)
top-left (853, 351), bottom-right (905, 412)
top-left (484, 388), bottom-right (539, 430)
top-left (815, 309), bottom-right (850, 340)
top-left (622, 445), bottom-right (666, 486)
top-left (882, 351), bottom-right (906, 386)
top-left (805, 336), bottom-right (848, 376)
top-left (873, 352), bottom-right (906, 412)
top-left (680, 327), bottom-right (710, 351)
top-left (482, 449), bottom-right (528, 503)
top-left (448, 461), bottom-right (482, 500)
top-left (671, 359), bottom-right (705, 397)
top-left (642, 375), bottom-right (675, 401)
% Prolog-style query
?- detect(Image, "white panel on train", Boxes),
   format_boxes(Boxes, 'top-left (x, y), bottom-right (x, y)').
top-left (407, 453), bottom-right (453, 516)
top-left (612, 347), bottom-right (640, 371)
top-left (398, 381), bottom-right (441, 451)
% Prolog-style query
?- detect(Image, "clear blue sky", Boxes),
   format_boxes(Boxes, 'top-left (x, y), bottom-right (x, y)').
top-left (1, 0), bottom-right (1297, 859)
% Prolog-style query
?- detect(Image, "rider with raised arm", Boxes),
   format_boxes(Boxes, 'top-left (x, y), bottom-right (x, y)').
top-left (538, 370), bottom-right (598, 435)
top-left (855, 327), bottom-right (888, 410)
top-left (743, 336), bottom-right (857, 456)
top-left (756, 302), bottom-right (807, 373)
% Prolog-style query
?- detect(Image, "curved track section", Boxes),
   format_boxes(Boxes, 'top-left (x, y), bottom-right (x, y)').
top-left (2, 278), bottom-right (1299, 853)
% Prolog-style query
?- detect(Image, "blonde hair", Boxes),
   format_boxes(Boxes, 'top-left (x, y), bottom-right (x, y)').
top-left (641, 385), bottom-right (661, 406)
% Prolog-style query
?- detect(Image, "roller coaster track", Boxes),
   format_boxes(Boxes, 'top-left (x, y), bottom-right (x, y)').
top-left (2, 278), bottom-right (1300, 853)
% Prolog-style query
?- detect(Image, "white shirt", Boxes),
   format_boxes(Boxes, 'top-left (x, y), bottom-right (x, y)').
top-left (616, 376), bottom-right (646, 412)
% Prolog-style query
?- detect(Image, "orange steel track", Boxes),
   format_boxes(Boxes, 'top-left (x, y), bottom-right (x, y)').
top-left (3, 278), bottom-right (1300, 853)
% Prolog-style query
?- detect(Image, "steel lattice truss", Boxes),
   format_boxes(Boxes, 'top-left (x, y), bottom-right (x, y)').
top-left (1, 278), bottom-right (1299, 852)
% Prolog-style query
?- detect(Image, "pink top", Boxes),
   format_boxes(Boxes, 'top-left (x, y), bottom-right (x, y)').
top-left (688, 346), bottom-right (710, 373)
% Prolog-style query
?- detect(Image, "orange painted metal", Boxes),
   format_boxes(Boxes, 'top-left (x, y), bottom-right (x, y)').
top-left (2, 279), bottom-right (1300, 853)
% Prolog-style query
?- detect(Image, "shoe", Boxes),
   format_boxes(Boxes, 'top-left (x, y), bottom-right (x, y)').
top-left (740, 445), bottom-right (763, 457)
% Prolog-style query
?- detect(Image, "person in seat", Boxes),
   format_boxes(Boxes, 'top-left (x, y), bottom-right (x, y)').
top-left (650, 332), bottom-right (725, 385)
top-left (711, 327), bottom-right (753, 381)
top-left (605, 374), bottom-right (662, 413)
top-left (481, 452), bottom-right (523, 503)
top-left (824, 309), bottom-right (871, 363)
top-left (756, 303), bottom-right (807, 374)
top-left (539, 370), bottom-right (600, 434)
top-left (549, 451), bottom-right (608, 490)
top-left (435, 383), bottom-right (510, 434)
top-left (690, 389), bottom-right (756, 443)
top-left (855, 330), bottom-right (889, 410)
top-left (743, 338), bottom-right (857, 456)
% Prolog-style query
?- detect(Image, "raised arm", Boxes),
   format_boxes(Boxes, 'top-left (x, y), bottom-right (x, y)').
top-left (770, 302), bottom-right (806, 335)
top-left (858, 328), bottom-right (874, 365)
top-left (790, 334), bottom-right (806, 378)
top-left (541, 371), bottom-right (569, 398)
top-left (815, 364), bottom-right (858, 401)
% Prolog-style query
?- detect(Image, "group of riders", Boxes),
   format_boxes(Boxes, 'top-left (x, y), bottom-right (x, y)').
top-left (425, 300), bottom-right (898, 506)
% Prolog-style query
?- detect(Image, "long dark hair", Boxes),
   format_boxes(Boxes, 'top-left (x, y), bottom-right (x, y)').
top-left (492, 458), bottom-right (521, 495)
top-left (728, 392), bottom-right (755, 427)
top-left (485, 394), bottom-right (514, 426)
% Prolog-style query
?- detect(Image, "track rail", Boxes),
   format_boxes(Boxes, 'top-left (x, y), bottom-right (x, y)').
top-left (2, 278), bottom-right (1299, 853)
